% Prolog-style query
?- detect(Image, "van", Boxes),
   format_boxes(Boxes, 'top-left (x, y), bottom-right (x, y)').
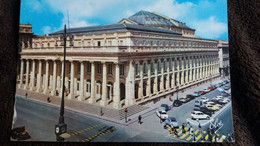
top-left (194, 100), bottom-right (204, 107)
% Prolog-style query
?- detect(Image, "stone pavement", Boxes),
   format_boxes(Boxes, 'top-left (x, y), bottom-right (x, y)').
top-left (15, 76), bottom-right (224, 126)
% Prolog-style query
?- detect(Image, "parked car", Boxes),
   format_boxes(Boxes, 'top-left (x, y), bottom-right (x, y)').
top-left (211, 99), bottom-right (226, 105)
top-left (156, 110), bottom-right (168, 120)
top-left (192, 92), bottom-right (201, 97)
top-left (179, 97), bottom-right (190, 103)
top-left (200, 97), bottom-right (209, 103)
top-left (191, 111), bottom-right (210, 120)
top-left (173, 100), bottom-right (182, 107)
top-left (205, 104), bottom-right (220, 111)
top-left (203, 89), bottom-right (210, 93)
top-left (165, 117), bottom-right (179, 128)
top-left (216, 95), bottom-right (224, 100)
top-left (194, 100), bottom-right (204, 107)
top-left (198, 91), bottom-right (206, 95)
top-left (224, 86), bottom-right (230, 90)
top-left (186, 94), bottom-right (195, 100)
top-left (211, 84), bottom-right (217, 89)
top-left (208, 86), bottom-right (214, 90)
top-left (161, 104), bottom-right (171, 112)
top-left (199, 106), bottom-right (214, 116)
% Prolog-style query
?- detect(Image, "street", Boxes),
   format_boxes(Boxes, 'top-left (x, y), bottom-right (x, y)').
top-left (12, 80), bottom-right (234, 142)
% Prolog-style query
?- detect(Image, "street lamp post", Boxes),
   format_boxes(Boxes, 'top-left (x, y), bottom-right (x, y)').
top-left (55, 24), bottom-right (73, 141)
top-left (176, 86), bottom-right (179, 101)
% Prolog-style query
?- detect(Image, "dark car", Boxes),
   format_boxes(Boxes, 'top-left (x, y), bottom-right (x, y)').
top-left (173, 100), bottom-right (182, 107)
top-left (199, 106), bottom-right (214, 116)
top-left (193, 92), bottom-right (201, 97)
top-left (224, 86), bottom-right (230, 90)
top-left (179, 97), bottom-right (190, 103)
top-left (211, 99), bottom-right (226, 105)
top-left (161, 104), bottom-right (171, 111)
top-left (186, 94), bottom-right (195, 100)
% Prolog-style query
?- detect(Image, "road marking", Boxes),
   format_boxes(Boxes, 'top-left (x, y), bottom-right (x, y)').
top-left (179, 131), bottom-right (189, 139)
top-left (81, 127), bottom-right (116, 142)
top-left (70, 123), bottom-right (104, 136)
top-left (195, 134), bottom-right (202, 142)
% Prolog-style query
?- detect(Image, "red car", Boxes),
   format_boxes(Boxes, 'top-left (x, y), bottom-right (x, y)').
top-left (208, 87), bottom-right (214, 91)
top-left (198, 91), bottom-right (206, 95)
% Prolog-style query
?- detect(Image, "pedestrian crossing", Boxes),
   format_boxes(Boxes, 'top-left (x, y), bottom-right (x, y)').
top-left (168, 126), bottom-right (231, 142)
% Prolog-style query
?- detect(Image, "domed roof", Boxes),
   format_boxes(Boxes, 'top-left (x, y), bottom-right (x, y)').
top-left (128, 10), bottom-right (174, 26)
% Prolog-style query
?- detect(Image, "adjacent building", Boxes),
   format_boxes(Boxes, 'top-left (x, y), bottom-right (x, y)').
top-left (17, 11), bottom-right (220, 109)
top-left (218, 40), bottom-right (229, 77)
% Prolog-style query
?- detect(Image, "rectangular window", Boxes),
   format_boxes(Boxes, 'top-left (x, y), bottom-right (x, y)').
top-left (135, 64), bottom-right (138, 75)
top-left (108, 64), bottom-right (112, 75)
top-left (97, 63), bottom-right (101, 74)
top-left (143, 63), bottom-right (146, 74)
top-left (108, 41), bottom-right (112, 46)
top-left (120, 64), bottom-right (124, 75)
top-left (151, 63), bottom-right (154, 73)
top-left (87, 63), bottom-right (91, 73)
top-left (97, 41), bottom-right (101, 46)
top-left (157, 62), bottom-right (161, 73)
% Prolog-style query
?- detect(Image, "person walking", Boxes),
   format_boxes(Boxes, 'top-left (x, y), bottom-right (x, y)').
top-left (25, 92), bottom-right (28, 98)
top-left (138, 115), bottom-right (142, 124)
top-left (187, 122), bottom-right (190, 132)
top-left (173, 127), bottom-right (178, 137)
top-left (182, 123), bottom-right (186, 133)
top-left (189, 126), bottom-right (193, 136)
top-left (198, 123), bottom-right (202, 134)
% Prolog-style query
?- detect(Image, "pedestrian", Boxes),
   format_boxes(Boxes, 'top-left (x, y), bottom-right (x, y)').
top-left (47, 97), bottom-right (51, 103)
top-left (182, 123), bottom-right (186, 133)
top-left (189, 126), bottom-right (193, 136)
top-left (25, 92), bottom-right (28, 98)
top-left (138, 115), bottom-right (142, 124)
top-left (174, 127), bottom-right (178, 137)
top-left (100, 108), bottom-right (104, 116)
top-left (198, 123), bottom-right (202, 134)
top-left (187, 122), bottom-right (190, 132)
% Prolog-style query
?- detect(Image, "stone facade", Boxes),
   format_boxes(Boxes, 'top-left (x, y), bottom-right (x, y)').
top-left (18, 25), bottom-right (219, 109)
top-left (218, 40), bottom-right (229, 77)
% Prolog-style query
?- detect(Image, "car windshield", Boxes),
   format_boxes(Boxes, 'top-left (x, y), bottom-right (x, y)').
top-left (170, 117), bottom-right (176, 121)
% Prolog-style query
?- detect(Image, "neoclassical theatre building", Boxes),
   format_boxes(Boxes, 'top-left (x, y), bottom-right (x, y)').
top-left (18, 11), bottom-right (220, 109)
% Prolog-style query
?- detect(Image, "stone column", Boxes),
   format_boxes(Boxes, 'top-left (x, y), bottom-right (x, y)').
top-left (36, 60), bottom-right (42, 92)
top-left (138, 62), bottom-right (143, 97)
top-left (160, 60), bottom-right (164, 90)
top-left (185, 59), bottom-right (188, 83)
top-left (147, 62), bottom-right (151, 95)
top-left (181, 59), bottom-right (184, 85)
top-left (78, 61), bottom-right (85, 101)
top-left (31, 60), bottom-right (36, 90)
top-left (43, 60), bottom-right (49, 94)
top-left (51, 60), bottom-right (57, 95)
top-left (100, 62), bottom-right (107, 106)
top-left (171, 59), bottom-right (175, 87)
top-left (153, 61), bottom-right (158, 93)
top-left (68, 61), bottom-right (74, 99)
top-left (125, 60), bottom-right (135, 106)
top-left (59, 61), bottom-right (64, 97)
top-left (189, 57), bottom-right (192, 82)
top-left (89, 61), bottom-right (95, 103)
top-left (19, 59), bottom-right (24, 88)
top-left (24, 60), bottom-right (30, 89)
top-left (166, 60), bottom-right (170, 89)
top-left (176, 59), bottom-right (180, 86)
top-left (113, 63), bottom-right (120, 109)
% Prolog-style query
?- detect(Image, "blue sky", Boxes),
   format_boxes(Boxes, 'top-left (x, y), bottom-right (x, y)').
top-left (20, 0), bottom-right (228, 40)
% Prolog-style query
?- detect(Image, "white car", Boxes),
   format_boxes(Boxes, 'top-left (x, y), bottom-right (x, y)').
top-left (200, 97), bottom-right (209, 103)
top-left (206, 101), bottom-right (222, 108)
top-left (203, 89), bottom-right (210, 93)
top-left (191, 111), bottom-right (210, 120)
top-left (156, 110), bottom-right (168, 120)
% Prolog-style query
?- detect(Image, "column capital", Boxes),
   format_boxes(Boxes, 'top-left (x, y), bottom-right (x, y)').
top-left (69, 60), bottom-right (74, 63)
top-left (101, 61), bottom-right (106, 64)
top-left (79, 60), bottom-right (84, 63)
top-left (89, 61), bottom-right (94, 64)
top-left (113, 61), bottom-right (119, 65)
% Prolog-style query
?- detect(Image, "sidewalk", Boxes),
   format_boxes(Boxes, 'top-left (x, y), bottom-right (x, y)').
top-left (15, 76), bottom-right (223, 126)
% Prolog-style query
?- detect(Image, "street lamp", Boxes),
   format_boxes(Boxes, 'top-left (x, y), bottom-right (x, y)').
top-left (176, 85), bottom-right (179, 101)
top-left (55, 24), bottom-right (73, 141)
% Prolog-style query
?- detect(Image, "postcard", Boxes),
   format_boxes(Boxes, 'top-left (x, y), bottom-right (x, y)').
top-left (12, 0), bottom-right (234, 142)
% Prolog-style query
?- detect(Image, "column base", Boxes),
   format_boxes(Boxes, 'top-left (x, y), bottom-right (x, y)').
top-left (78, 96), bottom-right (83, 101)
top-left (100, 100), bottom-right (106, 106)
top-left (36, 88), bottom-right (41, 92)
top-left (68, 94), bottom-right (74, 99)
top-left (113, 102), bottom-right (120, 109)
top-left (51, 90), bottom-right (55, 96)
top-left (88, 98), bottom-right (94, 103)
top-left (43, 89), bottom-right (48, 94)
top-left (125, 99), bottom-right (134, 106)
top-left (23, 86), bottom-right (27, 90)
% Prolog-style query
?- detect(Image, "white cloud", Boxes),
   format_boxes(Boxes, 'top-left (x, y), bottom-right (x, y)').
top-left (142, 0), bottom-right (194, 19)
top-left (191, 16), bottom-right (227, 39)
top-left (42, 26), bottom-right (51, 35)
